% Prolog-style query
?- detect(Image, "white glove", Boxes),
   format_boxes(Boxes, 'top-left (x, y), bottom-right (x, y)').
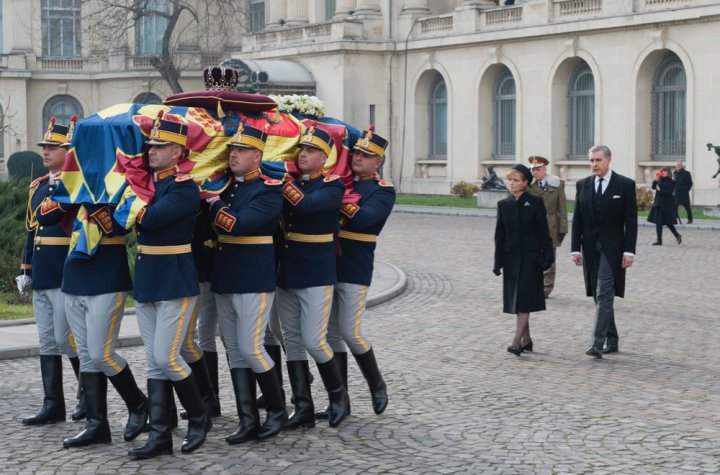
top-left (15, 275), bottom-right (32, 295)
top-left (206, 196), bottom-right (220, 204)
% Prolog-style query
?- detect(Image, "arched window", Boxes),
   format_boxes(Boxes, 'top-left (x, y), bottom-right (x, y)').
top-left (652, 52), bottom-right (686, 161)
top-left (42, 95), bottom-right (84, 128)
top-left (136, 0), bottom-right (169, 55)
top-left (429, 76), bottom-right (447, 159)
top-left (493, 69), bottom-right (515, 159)
top-left (133, 92), bottom-right (163, 105)
top-left (568, 62), bottom-right (595, 160)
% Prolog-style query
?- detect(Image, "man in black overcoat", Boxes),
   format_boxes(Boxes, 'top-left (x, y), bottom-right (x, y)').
top-left (571, 145), bottom-right (638, 358)
top-left (673, 161), bottom-right (693, 223)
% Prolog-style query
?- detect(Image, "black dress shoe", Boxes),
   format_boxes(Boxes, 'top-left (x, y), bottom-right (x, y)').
top-left (585, 347), bottom-right (602, 359)
top-left (603, 343), bottom-right (619, 354)
top-left (506, 346), bottom-right (522, 356)
top-left (651, 242), bottom-right (662, 246)
top-left (521, 340), bottom-right (533, 352)
top-left (676, 235), bottom-right (682, 245)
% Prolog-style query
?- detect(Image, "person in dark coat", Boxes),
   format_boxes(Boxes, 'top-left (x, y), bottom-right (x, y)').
top-left (649, 166), bottom-right (682, 245)
top-left (673, 161), bottom-right (693, 223)
top-left (493, 164), bottom-right (554, 356)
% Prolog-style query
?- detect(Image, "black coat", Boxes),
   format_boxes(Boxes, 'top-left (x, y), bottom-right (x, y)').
top-left (494, 192), bottom-right (554, 314)
top-left (673, 168), bottom-right (693, 197)
top-left (648, 177), bottom-right (678, 226)
top-left (571, 172), bottom-right (638, 299)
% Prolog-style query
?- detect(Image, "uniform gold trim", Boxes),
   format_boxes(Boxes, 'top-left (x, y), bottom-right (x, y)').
top-left (34, 237), bottom-right (71, 245)
top-left (286, 232), bottom-right (333, 243)
top-left (137, 244), bottom-right (192, 255)
top-left (99, 236), bottom-right (126, 245)
top-left (217, 235), bottom-right (273, 245)
top-left (338, 230), bottom-right (377, 242)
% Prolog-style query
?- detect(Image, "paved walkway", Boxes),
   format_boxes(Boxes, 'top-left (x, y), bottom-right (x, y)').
top-left (0, 208), bottom-right (718, 474)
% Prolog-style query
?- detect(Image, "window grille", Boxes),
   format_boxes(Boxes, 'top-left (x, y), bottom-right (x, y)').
top-left (568, 62), bottom-right (595, 160)
top-left (493, 70), bottom-right (516, 159)
top-left (429, 77), bottom-right (448, 159)
top-left (41, 0), bottom-right (81, 57)
top-left (42, 95), bottom-right (84, 129)
top-left (652, 52), bottom-right (686, 161)
top-left (251, 0), bottom-right (265, 33)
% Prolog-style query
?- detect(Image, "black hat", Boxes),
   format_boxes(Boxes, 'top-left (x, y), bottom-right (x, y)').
top-left (145, 110), bottom-right (188, 147)
top-left (298, 124), bottom-right (334, 155)
top-left (37, 117), bottom-right (70, 146)
top-left (511, 164), bottom-right (533, 183)
top-left (227, 123), bottom-right (267, 151)
top-left (354, 125), bottom-right (388, 158)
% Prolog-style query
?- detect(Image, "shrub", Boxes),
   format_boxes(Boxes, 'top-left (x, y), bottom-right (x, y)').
top-left (636, 186), bottom-right (654, 211)
top-left (7, 151), bottom-right (45, 180)
top-left (0, 178), bottom-right (31, 292)
top-left (451, 181), bottom-right (480, 198)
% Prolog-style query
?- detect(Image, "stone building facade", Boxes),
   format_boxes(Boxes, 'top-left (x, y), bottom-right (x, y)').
top-left (2, 0), bottom-right (720, 205)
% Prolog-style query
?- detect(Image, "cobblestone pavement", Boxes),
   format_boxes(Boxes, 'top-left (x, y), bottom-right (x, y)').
top-left (1, 213), bottom-right (719, 474)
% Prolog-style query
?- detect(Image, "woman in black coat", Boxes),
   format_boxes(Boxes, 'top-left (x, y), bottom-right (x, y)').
top-left (493, 164), bottom-right (555, 356)
top-left (649, 166), bottom-right (682, 245)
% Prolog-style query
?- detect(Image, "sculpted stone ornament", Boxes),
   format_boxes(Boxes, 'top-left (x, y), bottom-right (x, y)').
top-left (480, 165), bottom-right (507, 191)
top-left (707, 143), bottom-right (720, 179)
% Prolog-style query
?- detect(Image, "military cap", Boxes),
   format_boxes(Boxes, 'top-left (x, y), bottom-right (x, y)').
top-left (511, 163), bottom-right (533, 183)
top-left (298, 125), bottom-right (334, 156)
top-left (37, 117), bottom-right (70, 146)
top-left (145, 110), bottom-right (188, 147)
top-left (528, 155), bottom-right (549, 169)
top-left (354, 125), bottom-right (388, 158)
top-left (61, 115), bottom-right (78, 148)
top-left (227, 123), bottom-right (267, 152)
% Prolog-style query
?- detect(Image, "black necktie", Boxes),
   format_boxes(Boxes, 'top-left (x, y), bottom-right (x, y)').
top-left (596, 177), bottom-right (603, 195)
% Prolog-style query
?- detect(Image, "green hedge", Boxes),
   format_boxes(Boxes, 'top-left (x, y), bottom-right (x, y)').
top-left (0, 178), bottom-right (31, 291)
top-left (7, 151), bottom-right (45, 180)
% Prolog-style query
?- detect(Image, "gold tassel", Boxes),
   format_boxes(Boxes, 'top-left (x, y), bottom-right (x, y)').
top-left (217, 100), bottom-right (225, 118)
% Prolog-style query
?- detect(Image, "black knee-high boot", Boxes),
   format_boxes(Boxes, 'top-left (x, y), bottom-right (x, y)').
top-left (108, 364), bottom-right (148, 441)
top-left (68, 356), bottom-right (86, 421)
top-left (128, 379), bottom-right (173, 459)
top-left (172, 374), bottom-right (211, 454)
top-left (257, 345), bottom-right (284, 408)
top-left (22, 355), bottom-right (66, 425)
top-left (204, 351), bottom-right (221, 415)
top-left (316, 356), bottom-right (349, 428)
top-left (315, 351), bottom-right (349, 420)
top-left (353, 348), bottom-right (388, 415)
top-left (63, 372), bottom-right (111, 448)
top-left (285, 360), bottom-right (315, 429)
top-left (180, 356), bottom-right (219, 418)
top-left (226, 368), bottom-right (259, 444)
top-left (256, 365), bottom-right (288, 440)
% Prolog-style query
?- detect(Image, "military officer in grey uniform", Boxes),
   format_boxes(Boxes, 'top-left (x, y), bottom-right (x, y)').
top-left (317, 126), bottom-right (394, 420)
top-left (128, 111), bottom-right (210, 459)
top-left (19, 117), bottom-right (84, 426)
top-left (528, 156), bottom-right (568, 300)
top-left (276, 126), bottom-right (349, 428)
top-left (206, 123), bottom-right (287, 443)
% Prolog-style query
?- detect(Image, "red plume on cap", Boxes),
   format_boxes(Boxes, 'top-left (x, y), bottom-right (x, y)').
top-left (369, 124), bottom-right (375, 132)
top-left (156, 110), bottom-right (165, 119)
top-left (70, 114), bottom-right (77, 122)
top-left (49, 117), bottom-right (56, 124)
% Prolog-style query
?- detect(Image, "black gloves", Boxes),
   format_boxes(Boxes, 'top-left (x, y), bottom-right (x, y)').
top-left (492, 268), bottom-right (501, 276)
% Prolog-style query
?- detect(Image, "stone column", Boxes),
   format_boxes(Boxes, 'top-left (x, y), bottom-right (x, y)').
top-left (285, 0), bottom-right (309, 26)
top-left (266, 0), bottom-right (287, 29)
top-left (401, 0), bottom-right (430, 15)
top-left (355, 0), bottom-right (381, 17)
top-left (334, 0), bottom-right (355, 19)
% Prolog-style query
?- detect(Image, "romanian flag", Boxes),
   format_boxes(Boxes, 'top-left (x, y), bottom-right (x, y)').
top-left (53, 103), bottom-right (362, 258)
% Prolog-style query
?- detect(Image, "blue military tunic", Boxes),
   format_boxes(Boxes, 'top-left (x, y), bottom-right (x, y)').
top-left (23, 174), bottom-right (69, 290)
top-left (276, 171), bottom-right (345, 290)
top-left (191, 202), bottom-right (216, 284)
top-left (133, 169), bottom-right (200, 303)
top-left (337, 175), bottom-right (396, 286)
top-left (208, 170), bottom-right (283, 294)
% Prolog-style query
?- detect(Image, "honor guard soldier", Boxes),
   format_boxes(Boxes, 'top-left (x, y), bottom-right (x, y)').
top-left (19, 117), bottom-right (84, 426)
top-left (527, 156), bottom-right (568, 299)
top-left (32, 117), bottom-right (149, 448)
top-left (129, 111), bottom-right (210, 459)
top-left (206, 123), bottom-right (287, 443)
top-left (275, 126), bottom-right (349, 428)
top-left (317, 126), bottom-right (393, 420)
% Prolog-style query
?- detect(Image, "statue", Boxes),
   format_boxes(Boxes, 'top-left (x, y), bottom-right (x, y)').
top-left (708, 143), bottom-right (720, 179)
top-left (480, 165), bottom-right (507, 191)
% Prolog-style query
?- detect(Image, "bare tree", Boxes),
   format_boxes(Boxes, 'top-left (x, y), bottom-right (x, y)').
top-left (82, 0), bottom-right (251, 93)
top-left (0, 97), bottom-right (22, 144)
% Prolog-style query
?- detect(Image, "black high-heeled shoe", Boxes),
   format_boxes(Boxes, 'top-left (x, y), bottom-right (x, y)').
top-left (521, 340), bottom-right (533, 352)
top-left (676, 234), bottom-right (682, 245)
top-left (506, 346), bottom-right (522, 357)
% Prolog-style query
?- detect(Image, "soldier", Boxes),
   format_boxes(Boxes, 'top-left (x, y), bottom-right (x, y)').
top-left (527, 156), bottom-right (568, 300)
top-left (128, 111), bottom-right (209, 459)
top-left (316, 126), bottom-right (394, 420)
top-left (275, 126), bottom-right (349, 428)
top-left (19, 117), bottom-right (84, 426)
top-left (32, 117), bottom-right (149, 448)
top-left (206, 123), bottom-right (287, 444)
